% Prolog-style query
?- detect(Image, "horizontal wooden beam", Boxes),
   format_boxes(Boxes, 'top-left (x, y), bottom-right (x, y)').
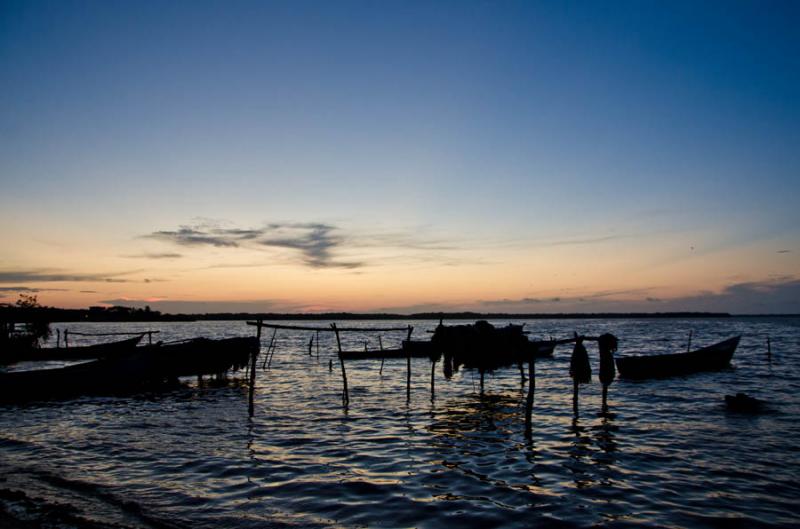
top-left (64, 331), bottom-right (159, 336)
top-left (246, 321), bottom-right (411, 333)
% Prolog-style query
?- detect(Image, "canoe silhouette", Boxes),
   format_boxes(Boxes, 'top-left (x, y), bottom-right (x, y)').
top-left (616, 336), bottom-right (740, 380)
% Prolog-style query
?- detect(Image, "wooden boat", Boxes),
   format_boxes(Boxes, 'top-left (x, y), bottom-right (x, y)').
top-left (140, 336), bottom-right (257, 377)
top-left (0, 336), bottom-right (258, 403)
top-left (615, 336), bottom-right (740, 380)
top-left (0, 348), bottom-right (169, 403)
top-left (528, 340), bottom-right (557, 358)
top-left (3, 335), bottom-right (144, 364)
top-left (338, 348), bottom-right (408, 360)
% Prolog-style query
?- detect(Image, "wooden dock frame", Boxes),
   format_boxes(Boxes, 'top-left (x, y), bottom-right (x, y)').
top-left (246, 321), bottom-right (611, 439)
top-left (520, 335), bottom-right (605, 439)
top-left (246, 321), bottom-right (414, 411)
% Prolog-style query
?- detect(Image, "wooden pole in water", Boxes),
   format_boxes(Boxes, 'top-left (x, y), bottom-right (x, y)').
top-left (687, 330), bottom-right (693, 353)
top-left (767, 336), bottom-right (772, 362)
top-left (64, 329), bottom-right (69, 348)
top-left (148, 331), bottom-right (153, 345)
top-left (406, 325), bottom-right (413, 404)
top-left (332, 323), bottom-right (349, 406)
top-left (56, 329), bottom-right (61, 348)
top-left (378, 335), bottom-right (385, 375)
top-left (524, 353), bottom-right (535, 438)
top-left (430, 359), bottom-right (436, 402)
top-left (248, 319), bottom-right (262, 417)
top-left (262, 329), bottom-right (277, 370)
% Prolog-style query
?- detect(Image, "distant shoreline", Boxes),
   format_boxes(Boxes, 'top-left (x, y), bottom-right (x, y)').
top-left (2, 306), bottom-right (798, 323)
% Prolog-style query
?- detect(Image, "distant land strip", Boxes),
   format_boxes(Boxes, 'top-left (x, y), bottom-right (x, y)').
top-left (3, 305), bottom-right (799, 323)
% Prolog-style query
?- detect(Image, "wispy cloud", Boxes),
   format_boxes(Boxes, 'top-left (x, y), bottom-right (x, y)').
top-left (479, 288), bottom-right (655, 307)
top-left (143, 220), bottom-right (470, 269)
top-left (99, 298), bottom-right (312, 313)
top-left (0, 286), bottom-right (43, 293)
top-left (531, 234), bottom-right (628, 248)
top-left (259, 222), bottom-right (363, 268)
top-left (0, 286), bottom-right (69, 293)
top-left (123, 252), bottom-right (184, 259)
top-left (777, 249), bottom-right (792, 254)
top-left (474, 277), bottom-right (800, 314)
top-left (146, 225), bottom-right (256, 247)
top-left (0, 270), bottom-right (137, 283)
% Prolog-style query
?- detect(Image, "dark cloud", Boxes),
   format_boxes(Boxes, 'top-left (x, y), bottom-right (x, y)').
top-left (475, 278), bottom-right (800, 314)
top-left (146, 226), bottom-right (245, 247)
top-left (479, 288), bottom-right (653, 307)
top-left (145, 220), bottom-right (479, 269)
top-left (777, 250), bottom-right (792, 254)
top-left (0, 270), bottom-right (135, 283)
top-left (99, 298), bottom-right (310, 313)
top-left (124, 252), bottom-right (184, 259)
top-left (259, 223), bottom-right (363, 269)
top-left (145, 221), bottom-right (364, 268)
top-left (0, 286), bottom-right (43, 293)
top-left (0, 286), bottom-right (69, 293)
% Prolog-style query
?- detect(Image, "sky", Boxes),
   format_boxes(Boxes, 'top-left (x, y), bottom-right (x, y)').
top-left (1, 0), bottom-right (799, 314)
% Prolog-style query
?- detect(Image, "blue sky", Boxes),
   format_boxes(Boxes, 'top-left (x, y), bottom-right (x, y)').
top-left (1, 1), bottom-right (798, 313)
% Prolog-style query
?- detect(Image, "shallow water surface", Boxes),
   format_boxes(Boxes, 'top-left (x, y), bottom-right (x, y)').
top-left (1, 318), bottom-right (799, 528)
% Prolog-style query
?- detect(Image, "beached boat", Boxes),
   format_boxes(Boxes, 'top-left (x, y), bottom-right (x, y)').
top-left (0, 348), bottom-right (168, 403)
top-left (3, 335), bottom-right (144, 364)
top-left (0, 336), bottom-right (258, 403)
top-left (615, 336), bottom-right (740, 380)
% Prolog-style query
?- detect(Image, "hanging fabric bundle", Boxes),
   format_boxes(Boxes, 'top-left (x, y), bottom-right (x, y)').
top-left (598, 333), bottom-right (618, 412)
top-left (598, 333), bottom-right (618, 387)
top-left (570, 338), bottom-right (591, 384)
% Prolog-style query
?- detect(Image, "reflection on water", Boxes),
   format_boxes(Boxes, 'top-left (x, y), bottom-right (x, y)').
top-left (0, 318), bottom-right (799, 528)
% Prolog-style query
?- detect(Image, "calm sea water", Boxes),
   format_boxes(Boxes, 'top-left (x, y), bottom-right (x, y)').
top-left (1, 318), bottom-right (799, 529)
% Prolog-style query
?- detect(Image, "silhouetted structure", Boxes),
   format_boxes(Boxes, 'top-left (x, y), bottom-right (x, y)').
top-left (569, 337), bottom-right (591, 414)
top-left (598, 333), bottom-right (618, 412)
top-left (615, 336), bottom-right (740, 379)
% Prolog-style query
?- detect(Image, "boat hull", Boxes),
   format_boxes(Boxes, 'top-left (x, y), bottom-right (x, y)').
top-left (4, 335), bottom-right (144, 363)
top-left (0, 336), bottom-right (258, 403)
top-left (615, 336), bottom-right (740, 380)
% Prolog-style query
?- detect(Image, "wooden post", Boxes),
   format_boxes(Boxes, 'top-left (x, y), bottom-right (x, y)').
top-left (308, 336), bottom-right (314, 356)
top-left (524, 354), bottom-right (535, 438)
top-left (262, 329), bottom-right (277, 370)
top-left (379, 336), bottom-right (385, 375)
top-left (64, 329), bottom-right (69, 348)
top-left (430, 359), bottom-right (436, 402)
top-left (480, 369), bottom-right (485, 394)
top-left (573, 381), bottom-right (579, 416)
top-left (148, 331), bottom-right (153, 345)
top-left (56, 329), bottom-right (61, 348)
top-left (406, 326), bottom-right (413, 404)
top-left (332, 323), bottom-right (349, 406)
top-left (767, 336), bottom-right (772, 362)
top-left (687, 330), bottom-right (693, 353)
top-left (316, 330), bottom-right (320, 358)
top-left (248, 320), bottom-right (262, 417)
